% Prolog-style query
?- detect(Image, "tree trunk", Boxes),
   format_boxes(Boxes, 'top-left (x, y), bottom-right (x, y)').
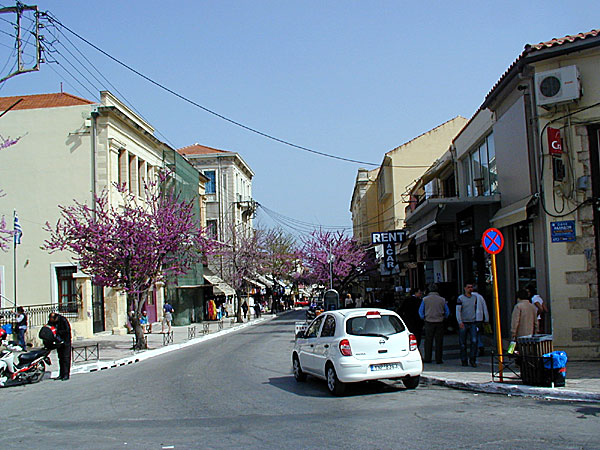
top-left (131, 292), bottom-right (148, 350)
top-left (236, 290), bottom-right (244, 323)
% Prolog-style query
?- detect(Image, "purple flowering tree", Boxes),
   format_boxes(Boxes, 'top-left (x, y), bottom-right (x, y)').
top-left (301, 229), bottom-right (374, 294)
top-left (44, 174), bottom-right (215, 349)
top-left (262, 228), bottom-right (299, 285)
top-left (210, 226), bottom-right (267, 323)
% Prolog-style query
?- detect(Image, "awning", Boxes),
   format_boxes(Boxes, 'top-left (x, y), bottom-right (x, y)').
top-left (244, 277), bottom-right (266, 289)
top-left (255, 274), bottom-right (274, 288)
top-left (204, 274), bottom-right (236, 296)
top-left (490, 195), bottom-right (536, 228)
top-left (408, 207), bottom-right (439, 242)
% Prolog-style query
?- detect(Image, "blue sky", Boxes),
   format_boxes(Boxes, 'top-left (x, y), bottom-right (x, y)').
top-left (1, 1), bottom-right (599, 236)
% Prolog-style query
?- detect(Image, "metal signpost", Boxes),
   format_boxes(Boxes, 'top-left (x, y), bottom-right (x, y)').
top-left (482, 227), bottom-right (505, 380)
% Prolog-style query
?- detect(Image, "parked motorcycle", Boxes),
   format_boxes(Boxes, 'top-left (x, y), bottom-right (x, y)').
top-left (0, 329), bottom-right (51, 387)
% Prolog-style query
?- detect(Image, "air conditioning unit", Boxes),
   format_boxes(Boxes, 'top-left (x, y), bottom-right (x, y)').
top-left (535, 65), bottom-right (581, 107)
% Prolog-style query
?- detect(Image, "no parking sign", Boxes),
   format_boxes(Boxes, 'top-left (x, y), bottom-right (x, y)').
top-left (482, 228), bottom-right (504, 255)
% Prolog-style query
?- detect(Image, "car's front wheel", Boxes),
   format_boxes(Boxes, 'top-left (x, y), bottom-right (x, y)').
top-left (403, 375), bottom-right (420, 389)
top-left (293, 355), bottom-right (307, 382)
top-left (326, 364), bottom-right (346, 396)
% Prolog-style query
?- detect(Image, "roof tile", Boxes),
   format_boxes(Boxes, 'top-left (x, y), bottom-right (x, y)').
top-left (0, 92), bottom-right (95, 111)
top-left (177, 143), bottom-right (232, 155)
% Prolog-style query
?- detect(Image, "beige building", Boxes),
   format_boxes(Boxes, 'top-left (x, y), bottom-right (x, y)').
top-left (0, 91), bottom-right (204, 340)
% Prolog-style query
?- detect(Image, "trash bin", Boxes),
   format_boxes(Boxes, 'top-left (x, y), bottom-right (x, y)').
top-left (543, 350), bottom-right (568, 387)
top-left (517, 334), bottom-right (553, 387)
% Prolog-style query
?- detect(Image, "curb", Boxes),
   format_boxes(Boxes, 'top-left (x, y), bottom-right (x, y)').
top-left (422, 374), bottom-right (600, 403)
top-left (51, 315), bottom-right (278, 378)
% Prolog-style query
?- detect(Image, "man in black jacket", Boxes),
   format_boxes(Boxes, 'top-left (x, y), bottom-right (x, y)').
top-left (48, 312), bottom-right (71, 381)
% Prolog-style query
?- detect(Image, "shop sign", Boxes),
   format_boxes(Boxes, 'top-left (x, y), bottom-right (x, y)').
top-left (371, 230), bottom-right (406, 244)
top-left (551, 220), bottom-right (576, 242)
top-left (548, 128), bottom-right (563, 155)
top-left (383, 242), bottom-right (396, 270)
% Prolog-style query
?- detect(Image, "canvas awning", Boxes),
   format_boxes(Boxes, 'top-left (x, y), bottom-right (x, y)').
top-left (490, 195), bottom-right (536, 229)
top-left (204, 274), bottom-right (236, 297)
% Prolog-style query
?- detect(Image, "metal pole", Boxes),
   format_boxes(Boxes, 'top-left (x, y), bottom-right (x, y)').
top-left (491, 253), bottom-right (503, 381)
top-left (13, 210), bottom-right (17, 308)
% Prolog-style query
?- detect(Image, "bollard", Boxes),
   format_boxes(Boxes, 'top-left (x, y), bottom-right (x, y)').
top-left (203, 322), bottom-right (209, 335)
top-left (218, 320), bottom-right (223, 331)
top-left (188, 325), bottom-right (196, 340)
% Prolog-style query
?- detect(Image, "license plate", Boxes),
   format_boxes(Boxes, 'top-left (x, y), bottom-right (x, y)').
top-left (370, 362), bottom-right (401, 371)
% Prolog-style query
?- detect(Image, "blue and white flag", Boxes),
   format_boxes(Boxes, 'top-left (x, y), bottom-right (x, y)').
top-left (13, 211), bottom-right (22, 245)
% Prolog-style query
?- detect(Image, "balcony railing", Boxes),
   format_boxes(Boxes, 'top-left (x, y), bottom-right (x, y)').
top-left (0, 302), bottom-right (80, 329)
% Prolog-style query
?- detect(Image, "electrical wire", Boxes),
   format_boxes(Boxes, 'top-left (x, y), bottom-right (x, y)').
top-left (42, 11), bottom-right (431, 169)
top-left (537, 101), bottom-right (600, 218)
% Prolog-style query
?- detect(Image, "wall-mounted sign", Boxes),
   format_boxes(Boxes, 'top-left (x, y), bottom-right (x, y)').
top-left (371, 230), bottom-right (406, 244)
top-left (551, 220), bottom-right (576, 242)
top-left (548, 128), bottom-right (563, 156)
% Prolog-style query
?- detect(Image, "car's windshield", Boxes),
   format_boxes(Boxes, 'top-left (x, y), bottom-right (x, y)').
top-left (345, 314), bottom-right (405, 337)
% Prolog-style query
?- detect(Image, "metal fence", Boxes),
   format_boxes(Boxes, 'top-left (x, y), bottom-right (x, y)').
top-left (0, 302), bottom-right (80, 329)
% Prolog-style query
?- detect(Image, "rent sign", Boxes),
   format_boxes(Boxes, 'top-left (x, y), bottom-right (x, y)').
top-left (372, 230), bottom-right (406, 271)
top-left (371, 230), bottom-right (406, 244)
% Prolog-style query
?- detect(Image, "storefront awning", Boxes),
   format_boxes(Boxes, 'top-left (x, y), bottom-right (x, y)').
top-left (490, 195), bottom-right (536, 229)
top-left (408, 207), bottom-right (439, 243)
top-left (255, 274), bottom-right (274, 288)
top-left (244, 277), bottom-right (266, 289)
top-left (204, 274), bottom-right (236, 296)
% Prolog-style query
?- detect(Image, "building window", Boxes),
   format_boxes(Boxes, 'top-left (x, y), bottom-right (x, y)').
top-left (56, 266), bottom-right (78, 313)
top-left (464, 132), bottom-right (497, 197)
top-left (206, 219), bottom-right (218, 240)
top-left (204, 170), bottom-right (216, 194)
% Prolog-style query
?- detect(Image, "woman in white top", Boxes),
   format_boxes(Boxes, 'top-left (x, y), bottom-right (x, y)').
top-left (526, 285), bottom-right (548, 333)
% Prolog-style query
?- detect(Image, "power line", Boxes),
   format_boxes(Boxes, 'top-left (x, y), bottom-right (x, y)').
top-left (43, 11), bottom-right (430, 169)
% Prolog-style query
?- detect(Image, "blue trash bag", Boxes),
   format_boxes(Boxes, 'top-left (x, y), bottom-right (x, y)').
top-left (1, 323), bottom-right (12, 335)
top-left (543, 350), bottom-right (568, 369)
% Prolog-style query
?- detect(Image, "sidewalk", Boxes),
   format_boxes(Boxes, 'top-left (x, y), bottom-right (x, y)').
top-left (53, 312), bottom-right (280, 377)
top-left (420, 333), bottom-right (600, 402)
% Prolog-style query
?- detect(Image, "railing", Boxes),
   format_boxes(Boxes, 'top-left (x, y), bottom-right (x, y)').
top-left (0, 302), bottom-right (80, 329)
top-left (72, 343), bottom-right (100, 363)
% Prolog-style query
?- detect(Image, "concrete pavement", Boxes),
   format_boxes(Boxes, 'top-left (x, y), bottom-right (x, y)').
top-left (55, 309), bottom-right (600, 402)
top-left (420, 333), bottom-right (600, 402)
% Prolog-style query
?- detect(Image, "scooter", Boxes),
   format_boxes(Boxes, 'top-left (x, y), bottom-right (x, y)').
top-left (0, 333), bottom-right (51, 387)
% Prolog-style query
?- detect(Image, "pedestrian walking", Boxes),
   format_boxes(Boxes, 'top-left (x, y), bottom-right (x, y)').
top-left (457, 281), bottom-right (479, 367)
top-left (344, 293), bottom-right (353, 308)
top-left (242, 301), bottom-right (248, 320)
top-left (511, 289), bottom-right (538, 341)
top-left (472, 285), bottom-right (490, 356)
top-left (48, 312), bottom-right (71, 381)
top-left (161, 301), bottom-right (174, 334)
top-left (15, 306), bottom-right (27, 349)
top-left (419, 283), bottom-right (449, 364)
top-left (400, 289), bottom-right (424, 347)
top-left (355, 294), bottom-right (363, 308)
top-left (253, 301), bottom-right (261, 318)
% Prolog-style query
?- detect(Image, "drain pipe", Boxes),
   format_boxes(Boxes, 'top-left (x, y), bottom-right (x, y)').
top-left (90, 109), bottom-right (99, 218)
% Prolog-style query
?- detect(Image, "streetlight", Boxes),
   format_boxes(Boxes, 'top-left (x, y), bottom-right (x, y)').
top-left (328, 243), bottom-right (334, 290)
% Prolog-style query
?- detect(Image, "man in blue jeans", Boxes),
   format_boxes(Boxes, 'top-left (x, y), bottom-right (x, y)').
top-left (457, 282), bottom-right (479, 367)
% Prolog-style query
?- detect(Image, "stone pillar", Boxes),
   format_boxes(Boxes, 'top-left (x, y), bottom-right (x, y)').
top-left (73, 272), bottom-right (93, 339)
top-left (104, 287), bottom-right (129, 335)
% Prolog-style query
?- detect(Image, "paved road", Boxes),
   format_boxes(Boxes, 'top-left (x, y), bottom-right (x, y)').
top-left (1, 310), bottom-right (598, 449)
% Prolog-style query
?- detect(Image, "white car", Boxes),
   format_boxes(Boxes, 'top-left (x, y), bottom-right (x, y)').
top-left (292, 308), bottom-right (422, 395)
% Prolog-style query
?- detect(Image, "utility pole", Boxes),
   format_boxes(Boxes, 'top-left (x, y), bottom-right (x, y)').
top-left (0, 2), bottom-right (42, 84)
